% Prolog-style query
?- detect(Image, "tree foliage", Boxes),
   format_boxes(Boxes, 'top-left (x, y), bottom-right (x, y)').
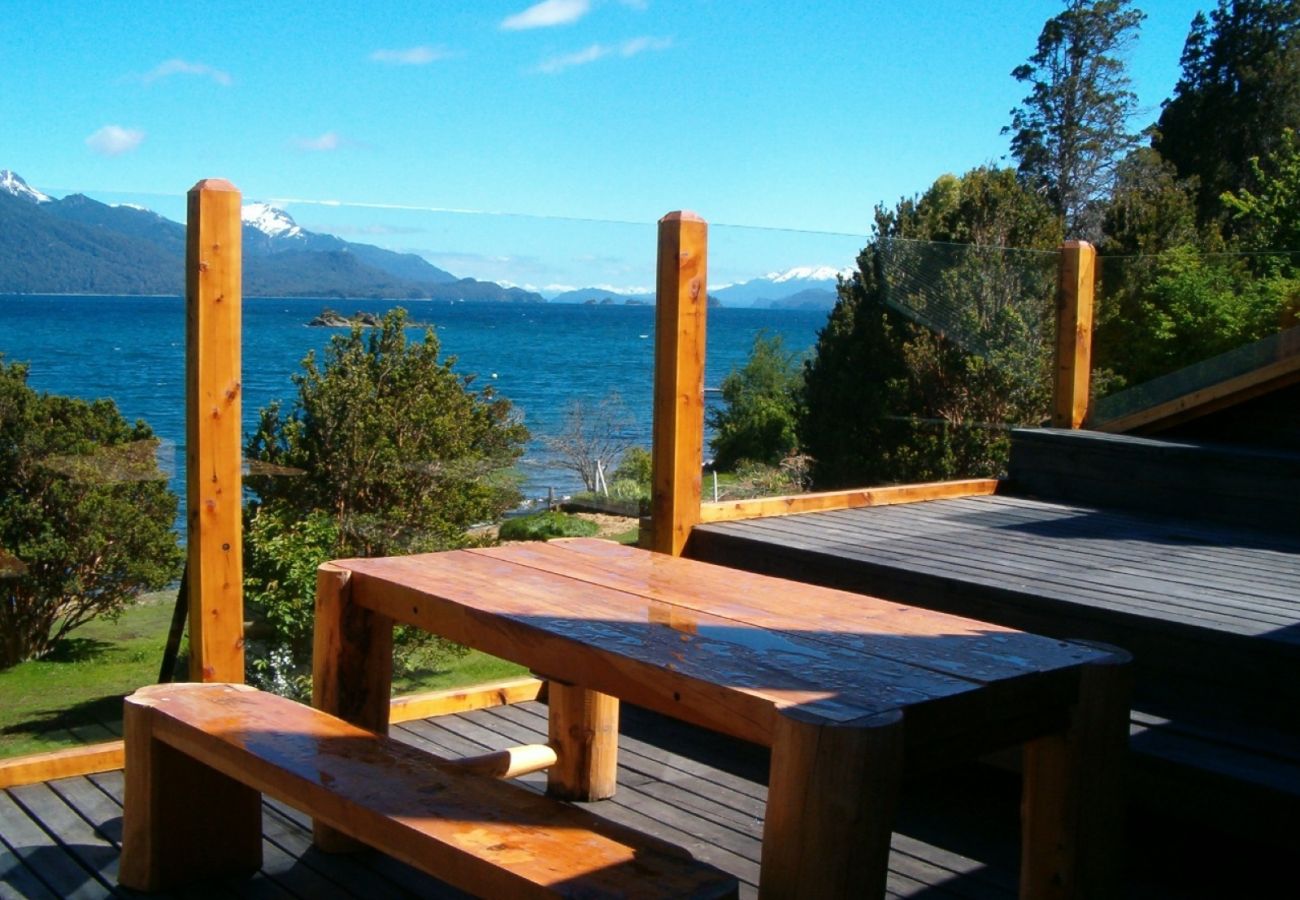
top-left (243, 309), bottom-right (527, 695)
top-left (0, 358), bottom-right (181, 668)
top-left (708, 333), bottom-right (803, 471)
top-left (1156, 0), bottom-right (1300, 225)
top-left (800, 168), bottom-right (1061, 489)
top-left (1005, 0), bottom-right (1145, 240)
top-left (247, 309), bottom-right (528, 557)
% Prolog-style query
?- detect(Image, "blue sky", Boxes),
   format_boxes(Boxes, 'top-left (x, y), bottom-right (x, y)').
top-left (4, 0), bottom-right (1208, 290)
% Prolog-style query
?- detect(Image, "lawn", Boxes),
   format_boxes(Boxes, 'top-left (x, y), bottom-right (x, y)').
top-left (0, 590), bottom-right (525, 760)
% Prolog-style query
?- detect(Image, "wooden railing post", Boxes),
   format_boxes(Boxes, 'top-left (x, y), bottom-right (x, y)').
top-left (1053, 240), bottom-right (1095, 429)
top-left (648, 211), bottom-right (708, 557)
top-left (186, 179), bottom-right (244, 682)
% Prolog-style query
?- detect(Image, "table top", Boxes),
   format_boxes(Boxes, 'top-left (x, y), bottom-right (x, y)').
top-left (335, 539), bottom-right (1116, 751)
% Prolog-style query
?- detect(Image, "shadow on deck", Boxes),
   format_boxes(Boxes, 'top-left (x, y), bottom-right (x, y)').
top-left (0, 701), bottom-right (1286, 899)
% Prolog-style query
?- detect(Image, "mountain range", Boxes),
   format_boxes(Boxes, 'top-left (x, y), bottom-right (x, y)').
top-left (547, 266), bottom-right (848, 309)
top-left (0, 171), bottom-right (542, 301)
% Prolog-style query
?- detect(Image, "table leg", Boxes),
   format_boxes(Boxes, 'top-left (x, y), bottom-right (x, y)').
top-left (546, 681), bottom-right (619, 801)
top-left (760, 709), bottom-right (904, 899)
top-left (1020, 651), bottom-right (1131, 899)
top-left (311, 562), bottom-right (395, 850)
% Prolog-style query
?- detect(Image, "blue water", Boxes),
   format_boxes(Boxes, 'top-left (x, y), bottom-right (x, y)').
top-left (0, 295), bottom-right (827, 503)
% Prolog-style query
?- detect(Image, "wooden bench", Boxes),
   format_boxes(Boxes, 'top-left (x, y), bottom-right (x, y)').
top-left (117, 683), bottom-right (738, 899)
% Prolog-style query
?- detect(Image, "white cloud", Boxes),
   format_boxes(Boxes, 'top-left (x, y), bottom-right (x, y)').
top-left (502, 0), bottom-right (590, 30)
top-left (140, 58), bottom-right (232, 86)
top-left (294, 132), bottom-right (344, 152)
top-left (86, 125), bottom-right (145, 156)
top-left (369, 45), bottom-right (453, 65)
top-left (536, 35), bottom-right (671, 73)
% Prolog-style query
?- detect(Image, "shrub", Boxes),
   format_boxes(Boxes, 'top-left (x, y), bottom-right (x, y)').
top-left (498, 511), bottom-right (599, 542)
top-left (243, 309), bottom-right (526, 695)
top-left (0, 358), bottom-right (181, 668)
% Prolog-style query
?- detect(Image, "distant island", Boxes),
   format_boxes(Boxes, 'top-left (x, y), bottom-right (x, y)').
top-left (307, 308), bottom-right (431, 327)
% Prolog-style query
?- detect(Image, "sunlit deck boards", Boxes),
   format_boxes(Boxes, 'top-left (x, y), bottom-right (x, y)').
top-left (689, 494), bottom-right (1300, 698)
top-left (0, 701), bottom-right (1288, 898)
top-left (1, 702), bottom-right (1018, 900)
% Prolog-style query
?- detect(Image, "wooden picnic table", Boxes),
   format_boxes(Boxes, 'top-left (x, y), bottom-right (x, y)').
top-left (312, 538), bottom-right (1129, 899)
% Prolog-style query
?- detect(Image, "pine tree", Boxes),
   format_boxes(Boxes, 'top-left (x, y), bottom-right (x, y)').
top-left (1005, 0), bottom-right (1146, 240)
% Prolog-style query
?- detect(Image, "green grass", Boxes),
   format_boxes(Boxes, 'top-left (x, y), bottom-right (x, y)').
top-left (0, 592), bottom-right (528, 760)
top-left (0, 591), bottom-right (175, 758)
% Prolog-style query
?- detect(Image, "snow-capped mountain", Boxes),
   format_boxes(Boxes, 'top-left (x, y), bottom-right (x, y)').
top-left (242, 202), bottom-right (304, 240)
top-left (711, 265), bottom-right (851, 308)
top-left (1, 169), bottom-right (52, 204)
top-left (0, 169), bottom-right (538, 300)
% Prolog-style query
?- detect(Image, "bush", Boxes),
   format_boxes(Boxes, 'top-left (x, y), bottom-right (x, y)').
top-left (243, 309), bottom-right (526, 695)
top-left (499, 511), bottom-right (599, 542)
top-left (611, 446), bottom-right (652, 490)
top-left (709, 334), bottom-right (803, 471)
top-left (0, 358), bottom-right (181, 668)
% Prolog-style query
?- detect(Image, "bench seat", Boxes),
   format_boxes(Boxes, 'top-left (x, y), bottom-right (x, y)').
top-left (118, 683), bottom-right (737, 899)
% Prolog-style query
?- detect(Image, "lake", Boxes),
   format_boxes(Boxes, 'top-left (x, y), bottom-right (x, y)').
top-left (0, 295), bottom-right (828, 503)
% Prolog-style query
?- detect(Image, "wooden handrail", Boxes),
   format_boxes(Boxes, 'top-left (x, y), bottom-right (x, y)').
top-left (700, 478), bottom-right (1001, 523)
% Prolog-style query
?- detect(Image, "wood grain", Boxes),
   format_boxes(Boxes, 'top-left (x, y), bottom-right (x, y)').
top-left (649, 211), bottom-right (708, 556)
top-left (1052, 240), bottom-right (1094, 430)
top-left (185, 178), bottom-right (244, 682)
top-left (698, 478), bottom-right (1000, 523)
top-left (546, 681), bottom-right (619, 800)
top-left (119, 683), bottom-right (738, 899)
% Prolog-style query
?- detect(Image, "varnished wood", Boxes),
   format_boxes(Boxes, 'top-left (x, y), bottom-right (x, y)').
top-left (119, 684), bottom-right (738, 899)
top-left (0, 679), bottom-right (543, 791)
top-left (438, 743), bottom-right (558, 779)
top-left (699, 478), bottom-right (999, 523)
top-left (546, 682), bottom-right (619, 800)
top-left (0, 740), bottom-right (123, 789)
top-left (312, 563), bottom-right (392, 734)
top-left (649, 211), bottom-right (708, 556)
top-left (389, 675), bottom-right (544, 723)
top-left (760, 709), bottom-right (904, 899)
top-left (1021, 650), bottom-right (1132, 900)
top-left (1052, 241), bottom-right (1094, 430)
top-left (185, 178), bottom-right (244, 682)
top-left (1093, 332), bottom-right (1300, 435)
top-left (312, 562), bottom-right (393, 852)
top-left (119, 684), bottom-right (262, 890)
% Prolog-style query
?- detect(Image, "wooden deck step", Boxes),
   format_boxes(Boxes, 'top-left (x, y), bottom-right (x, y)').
top-left (1007, 427), bottom-right (1300, 535)
top-left (118, 684), bottom-right (736, 899)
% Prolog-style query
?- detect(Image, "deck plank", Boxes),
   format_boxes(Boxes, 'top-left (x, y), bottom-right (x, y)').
top-left (4, 700), bottom-right (1289, 898)
top-left (696, 497), bottom-right (1300, 641)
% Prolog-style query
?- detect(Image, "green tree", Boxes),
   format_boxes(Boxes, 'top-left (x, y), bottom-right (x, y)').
top-left (1156, 0), bottom-right (1300, 225)
top-left (1223, 127), bottom-right (1300, 263)
top-left (243, 309), bottom-right (528, 694)
top-left (247, 309), bottom-right (528, 557)
top-left (800, 168), bottom-right (1061, 489)
top-left (0, 358), bottom-right (181, 668)
top-left (1005, 0), bottom-right (1146, 239)
top-left (709, 333), bottom-right (803, 471)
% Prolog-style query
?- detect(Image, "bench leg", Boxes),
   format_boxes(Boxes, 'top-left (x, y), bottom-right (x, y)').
top-left (759, 709), bottom-right (904, 899)
top-left (119, 694), bottom-right (262, 890)
top-left (546, 682), bottom-right (619, 801)
top-left (1021, 652), bottom-right (1132, 899)
top-left (312, 562), bottom-right (394, 851)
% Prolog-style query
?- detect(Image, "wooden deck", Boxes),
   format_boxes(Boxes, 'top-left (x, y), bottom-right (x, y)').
top-left (688, 492), bottom-right (1300, 835)
top-left (0, 701), bottom-right (1286, 899)
top-left (689, 494), bottom-right (1300, 697)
